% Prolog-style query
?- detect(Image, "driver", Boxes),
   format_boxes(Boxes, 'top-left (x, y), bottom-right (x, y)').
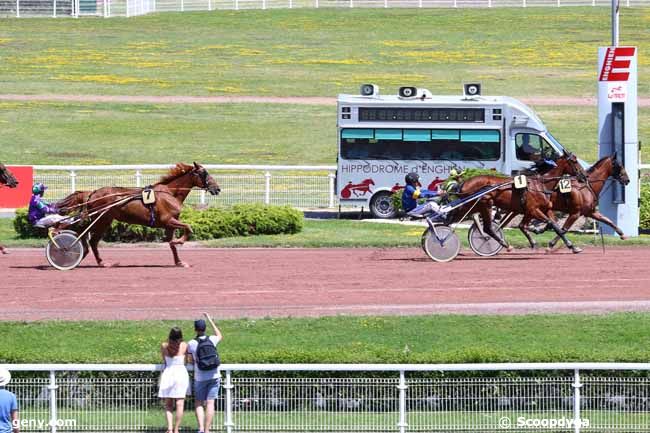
top-left (402, 172), bottom-right (446, 219)
top-left (28, 183), bottom-right (67, 228)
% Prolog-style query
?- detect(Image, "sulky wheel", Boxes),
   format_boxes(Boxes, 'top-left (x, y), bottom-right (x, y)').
top-left (422, 225), bottom-right (460, 263)
top-left (468, 221), bottom-right (504, 257)
top-left (46, 230), bottom-right (84, 271)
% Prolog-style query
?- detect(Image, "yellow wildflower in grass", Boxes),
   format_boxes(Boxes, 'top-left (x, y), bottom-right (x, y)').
top-left (349, 73), bottom-right (428, 86)
top-left (205, 86), bottom-right (243, 94)
top-left (0, 38), bottom-right (13, 45)
top-left (381, 40), bottom-right (436, 48)
top-left (51, 74), bottom-right (171, 88)
top-left (126, 41), bottom-right (168, 49)
top-left (238, 48), bottom-right (266, 56)
top-left (266, 58), bottom-right (373, 66)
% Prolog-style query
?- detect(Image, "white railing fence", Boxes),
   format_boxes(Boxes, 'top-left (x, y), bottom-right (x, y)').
top-left (0, 0), bottom-right (646, 18)
top-left (2, 363), bottom-right (650, 432)
top-left (32, 164), bottom-right (338, 209)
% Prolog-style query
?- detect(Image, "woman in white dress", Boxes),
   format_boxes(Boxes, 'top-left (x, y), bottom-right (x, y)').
top-left (158, 327), bottom-right (190, 433)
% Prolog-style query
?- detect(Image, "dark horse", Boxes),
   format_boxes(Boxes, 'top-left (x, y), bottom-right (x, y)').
top-left (543, 153), bottom-right (630, 249)
top-left (0, 163), bottom-right (19, 255)
top-left (454, 153), bottom-right (586, 254)
top-left (58, 162), bottom-right (220, 267)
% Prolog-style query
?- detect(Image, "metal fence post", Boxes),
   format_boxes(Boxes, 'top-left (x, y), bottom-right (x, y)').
top-left (208, 0), bottom-right (212, 10)
top-left (48, 371), bottom-right (58, 433)
top-left (264, 171), bottom-right (271, 205)
top-left (181, 0), bottom-right (184, 12)
top-left (328, 173), bottom-right (336, 208)
top-left (573, 369), bottom-right (582, 433)
top-left (384, 0), bottom-right (387, 7)
top-left (53, 0), bottom-right (57, 17)
top-left (16, 0), bottom-right (19, 17)
top-left (315, 0), bottom-right (318, 7)
top-left (200, 190), bottom-right (206, 206)
top-left (397, 370), bottom-right (407, 433)
top-left (70, 170), bottom-right (77, 193)
top-left (135, 170), bottom-right (142, 187)
top-left (224, 370), bottom-right (234, 433)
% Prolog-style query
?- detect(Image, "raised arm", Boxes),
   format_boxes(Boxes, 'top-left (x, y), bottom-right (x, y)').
top-left (203, 312), bottom-right (222, 341)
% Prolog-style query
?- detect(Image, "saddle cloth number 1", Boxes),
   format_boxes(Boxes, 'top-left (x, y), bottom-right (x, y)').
top-left (513, 175), bottom-right (527, 189)
top-left (142, 188), bottom-right (156, 204)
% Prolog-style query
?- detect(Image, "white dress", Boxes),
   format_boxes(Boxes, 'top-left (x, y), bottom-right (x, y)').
top-left (158, 355), bottom-right (190, 398)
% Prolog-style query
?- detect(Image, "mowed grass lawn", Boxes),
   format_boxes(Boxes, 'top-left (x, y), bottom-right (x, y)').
top-left (3, 217), bottom-right (650, 248)
top-left (0, 8), bottom-right (648, 98)
top-left (2, 313), bottom-right (650, 363)
top-left (2, 101), bottom-right (648, 164)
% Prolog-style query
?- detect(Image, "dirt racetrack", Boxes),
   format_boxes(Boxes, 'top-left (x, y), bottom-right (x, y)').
top-left (2, 246), bottom-right (650, 321)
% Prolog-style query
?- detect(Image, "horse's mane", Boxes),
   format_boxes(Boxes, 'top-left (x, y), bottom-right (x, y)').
top-left (586, 155), bottom-right (612, 174)
top-left (157, 163), bottom-right (194, 184)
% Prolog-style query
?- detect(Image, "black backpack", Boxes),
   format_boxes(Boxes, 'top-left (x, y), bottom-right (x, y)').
top-left (195, 336), bottom-right (220, 371)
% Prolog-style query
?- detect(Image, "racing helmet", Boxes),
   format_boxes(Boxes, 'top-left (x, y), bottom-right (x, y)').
top-left (405, 172), bottom-right (421, 187)
top-left (32, 183), bottom-right (47, 195)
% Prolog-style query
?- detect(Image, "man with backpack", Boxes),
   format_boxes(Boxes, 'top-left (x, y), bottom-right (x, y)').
top-left (187, 313), bottom-right (222, 433)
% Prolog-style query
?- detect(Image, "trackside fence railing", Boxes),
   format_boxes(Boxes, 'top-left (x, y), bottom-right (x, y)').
top-left (2, 363), bottom-right (650, 432)
top-left (0, 0), bottom-right (647, 18)
top-left (30, 164), bottom-right (338, 209)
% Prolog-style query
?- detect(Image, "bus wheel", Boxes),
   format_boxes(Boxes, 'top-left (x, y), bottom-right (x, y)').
top-left (370, 191), bottom-right (396, 219)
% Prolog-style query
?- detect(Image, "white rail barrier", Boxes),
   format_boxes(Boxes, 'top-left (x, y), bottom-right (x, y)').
top-left (31, 164), bottom-right (338, 209)
top-left (2, 363), bottom-right (650, 432)
top-left (0, 0), bottom-right (645, 18)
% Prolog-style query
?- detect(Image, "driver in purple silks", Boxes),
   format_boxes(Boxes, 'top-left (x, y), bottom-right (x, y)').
top-left (28, 183), bottom-right (67, 228)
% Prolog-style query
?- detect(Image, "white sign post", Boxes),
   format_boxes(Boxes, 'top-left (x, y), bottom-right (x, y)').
top-left (597, 45), bottom-right (638, 236)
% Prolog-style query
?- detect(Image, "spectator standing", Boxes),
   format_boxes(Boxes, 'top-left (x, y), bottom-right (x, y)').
top-left (158, 327), bottom-right (190, 433)
top-left (0, 368), bottom-right (18, 433)
top-left (187, 313), bottom-right (222, 433)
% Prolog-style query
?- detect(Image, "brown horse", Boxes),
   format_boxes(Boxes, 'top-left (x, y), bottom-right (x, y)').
top-left (543, 153), bottom-right (630, 249)
top-left (58, 162), bottom-right (220, 267)
top-left (0, 163), bottom-right (19, 255)
top-left (456, 153), bottom-right (586, 254)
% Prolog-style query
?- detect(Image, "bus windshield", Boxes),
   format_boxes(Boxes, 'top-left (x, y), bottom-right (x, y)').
top-left (543, 132), bottom-right (568, 155)
top-left (340, 128), bottom-right (501, 161)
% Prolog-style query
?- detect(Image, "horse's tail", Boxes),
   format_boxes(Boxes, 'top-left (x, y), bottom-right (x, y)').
top-left (56, 190), bottom-right (92, 215)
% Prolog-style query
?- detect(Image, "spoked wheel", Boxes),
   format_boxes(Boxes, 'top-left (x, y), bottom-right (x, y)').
top-left (422, 225), bottom-right (460, 263)
top-left (468, 222), bottom-right (505, 257)
top-left (46, 230), bottom-right (84, 271)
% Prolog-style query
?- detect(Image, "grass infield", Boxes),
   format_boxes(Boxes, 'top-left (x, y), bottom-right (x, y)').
top-left (2, 313), bottom-right (650, 364)
top-left (0, 8), bottom-right (648, 98)
top-left (2, 217), bottom-right (650, 248)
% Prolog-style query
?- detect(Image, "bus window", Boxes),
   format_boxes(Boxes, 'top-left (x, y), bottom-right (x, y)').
top-left (515, 133), bottom-right (557, 161)
top-left (341, 128), bottom-right (500, 161)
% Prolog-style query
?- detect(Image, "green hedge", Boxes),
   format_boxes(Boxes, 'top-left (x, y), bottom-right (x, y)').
top-left (640, 183), bottom-right (650, 231)
top-left (13, 204), bottom-right (303, 241)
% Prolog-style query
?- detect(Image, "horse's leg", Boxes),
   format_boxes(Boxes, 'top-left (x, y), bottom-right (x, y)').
top-left (548, 212), bottom-right (581, 250)
top-left (167, 218), bottom-right (193, 246)
top-left (480, 206), bottom-right (512, 251)
top-left (517, 215), bottom-right (538, 250)
top-left (164, 227), bottom-right (189, 268)
top-left (88, 219), bottom-right (115, 267)
top-left (532, 209), bottom-right (581, 254)
top-left (589, 211), bottom-right (628, 240)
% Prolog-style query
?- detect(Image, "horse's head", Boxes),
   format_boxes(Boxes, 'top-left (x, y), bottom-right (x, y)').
top-left (365, 179), bottom-right (375, 186)
top-left (192, 162), bottom-right (221, 196)
top-left (555, 152), bottom-right (587, 182)
top-left (0, 164), bottom-right (18, 188)
top-left (610, 153), bottom-right (630, 186)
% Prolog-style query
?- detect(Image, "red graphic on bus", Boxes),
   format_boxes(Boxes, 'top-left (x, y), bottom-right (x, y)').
top-left (391, 183), bottom-right (404, 193)
top-left (341, 179), bottom-right (375, 199)
top-left (427, 177), bottom-right (443, 190)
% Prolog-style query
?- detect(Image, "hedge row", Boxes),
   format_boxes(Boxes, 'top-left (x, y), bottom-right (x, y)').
top-left (13, 204), bottom-right (303, 241)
